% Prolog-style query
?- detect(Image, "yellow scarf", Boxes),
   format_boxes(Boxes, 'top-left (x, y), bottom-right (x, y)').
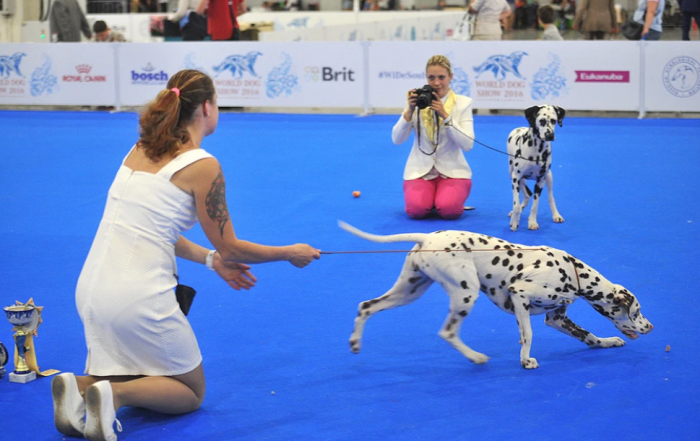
top-left (420, 89), bottom-right (456, 144)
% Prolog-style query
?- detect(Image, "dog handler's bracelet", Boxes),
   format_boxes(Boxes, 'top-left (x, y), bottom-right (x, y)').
top-left (205, 250), bottom-right (216, 270)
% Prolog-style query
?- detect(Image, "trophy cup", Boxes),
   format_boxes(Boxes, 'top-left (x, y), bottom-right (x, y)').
top-left (4, 302), bottom-right (41, 383)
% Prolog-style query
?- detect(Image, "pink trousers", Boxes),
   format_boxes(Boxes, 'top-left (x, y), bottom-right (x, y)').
top-left (403, 176), bottom-right (472, 220)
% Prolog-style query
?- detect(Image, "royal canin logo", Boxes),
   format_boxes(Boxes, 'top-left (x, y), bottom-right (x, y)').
top-left (63, 64), bottom-right (106, 83)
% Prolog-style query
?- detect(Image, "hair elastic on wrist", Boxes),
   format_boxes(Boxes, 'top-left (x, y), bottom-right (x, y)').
top-left (171, 87), bottom-right (180, 97)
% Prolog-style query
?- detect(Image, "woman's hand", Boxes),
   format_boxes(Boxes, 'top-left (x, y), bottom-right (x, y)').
top-left (404, 89), bottom-right (418, 122)
top-left (430, 92), bottom-right (449, 119)
top-left (287, 244), bottom-right (321, 268)
top-left (212, 253), bottom-right (257, 290)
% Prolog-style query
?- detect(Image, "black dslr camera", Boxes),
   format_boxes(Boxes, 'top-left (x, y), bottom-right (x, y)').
top-left (414, 85), bottom-right (436, 109)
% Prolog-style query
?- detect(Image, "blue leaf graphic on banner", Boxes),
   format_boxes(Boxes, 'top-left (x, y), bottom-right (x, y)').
top-left (530, 53), bottom-right (567, 100)
top-left (452, 67), bottom-right (471, 97)
top-left (265, 53), bottom-right (298, 99)
top-left (31, 57), bottom-right (58, 97)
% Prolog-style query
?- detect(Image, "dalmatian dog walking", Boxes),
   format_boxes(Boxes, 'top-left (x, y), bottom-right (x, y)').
top-left (507, 105), bottom-right (566, 231)
top-left (340, 222), bottom-right (653, 369)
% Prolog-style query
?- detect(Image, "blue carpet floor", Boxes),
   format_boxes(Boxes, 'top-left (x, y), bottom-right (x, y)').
top-left (0, 110), bottom-right (698, 441)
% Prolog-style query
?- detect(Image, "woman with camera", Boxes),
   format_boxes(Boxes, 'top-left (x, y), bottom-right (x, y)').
top-left (392, 55), bottom-right (475, 220)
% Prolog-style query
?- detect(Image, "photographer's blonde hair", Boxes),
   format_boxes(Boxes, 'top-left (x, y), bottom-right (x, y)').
top-left (426, 55), bottom-right (453, 76)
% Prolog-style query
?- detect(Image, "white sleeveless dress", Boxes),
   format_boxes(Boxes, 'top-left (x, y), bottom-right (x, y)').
top-left (76, 147), bottom-right (213, 376)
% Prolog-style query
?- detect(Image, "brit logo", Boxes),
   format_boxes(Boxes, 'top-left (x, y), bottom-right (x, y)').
top-left (663, 56), bottom-right (700, 98)
top-left (131, 63), bottom-right (168, 85)
top-left (63, 64), bottom-right (107, 83)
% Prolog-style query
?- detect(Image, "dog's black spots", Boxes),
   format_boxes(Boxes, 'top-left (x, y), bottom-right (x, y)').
top-left (486, 273), bottom-right (492, 279)
top-left (510, 276), bottom-right (517, 284)
top-left (517, 253), bottom-right (523, 259)
top-left (551, 294), bottom-right (558, 300)
top-left (528, 156), bottom-right (533, 161)
top-left (534, 259), bottom-right (541, 266)
top-left (468, 238), bottom-right (476, 247)
top-left (595, 277), bottom-right (601, 282)
top-left (493, 245), bottom-right (502, 250)
top-left (408, 276), bottom-right (422, 284)
top-left (478, 237), bottom-right (489, 245)
top-left (508, 136), bottom-right (512, 142)
top-left (507, 250), bottom-right (515, 257)
top-left (504, 297), bottom-right (514, 312)
top-left (489, 287), bottom-right (496, 296)
top-left (516, 273), bottom-right (523, 280)
top-left (500, 280), bottom-right (507, 287)
top-left (480, 284), bottom-right (487, 291)
top-left (412, 263), bottom-right (420, 272)
top-left (492, 256), bottom-right (500, 265)
top-left (580, 273), bottom-right (590, 279)
top-left (443, 248), bottom-right (451, 253)
top-left (504, 245), bottom-right (513, 250)
top-left (510, 160), bottom-right (513, 165)
top-left (451, 243), bottom-right (456, 248)
top-left (546, 261), bottom-right (554, 267)
top-left (547, 252), bottom-right (555, 257)
top-left (509, 265), bottom-right (514, 271)
top-left (517, 264), bottom-right (524, 271)
top-left (606, 293), bottom-right (614, 299)
top-left (562, 256), bottom-right (570, 263)
top-left (502, 258), bottom-right (510, 267)
top-left (461, 281), bottom-right (469, 289)
top-left (555, 287), bottom-right (562, 292)
top-left (461, 243), bottom-right (471, 252)
top-left (463, 297), bottom-right (470, 304)
top-left (459, 310), bottom-right (468, 316)
top-left (515, 162), bottom-right (519, 167)
top-left (523, 303), bottom-right (531, 311)
top-left (528, 140), bottom-right (533, 147)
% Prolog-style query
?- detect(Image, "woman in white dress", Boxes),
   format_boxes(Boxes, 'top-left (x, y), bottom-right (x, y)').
top-left (51, 69), bottom-right (320, 441)
top-left (469, 0), bottom-right (512, 40)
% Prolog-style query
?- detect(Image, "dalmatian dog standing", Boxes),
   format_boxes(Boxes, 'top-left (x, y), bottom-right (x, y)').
top-left (340, 222), bottom-right (653, 369)
top-left (508, 105), bottom-right (566, 231)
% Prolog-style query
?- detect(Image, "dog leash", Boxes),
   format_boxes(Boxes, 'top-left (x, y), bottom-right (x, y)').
top-left (445, 121), bottom-right (542, 164)
top-left (320, 247), bottom-right (547, 255)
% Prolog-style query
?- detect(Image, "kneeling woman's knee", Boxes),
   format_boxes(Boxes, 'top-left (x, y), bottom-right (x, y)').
top-left (436, 203), bottom-right (464, 220)
top-left (405, 203), bottom-right (432, 219)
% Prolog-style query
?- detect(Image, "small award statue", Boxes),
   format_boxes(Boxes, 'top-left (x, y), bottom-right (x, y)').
top-left (4, 299), bottom-right (43, 383)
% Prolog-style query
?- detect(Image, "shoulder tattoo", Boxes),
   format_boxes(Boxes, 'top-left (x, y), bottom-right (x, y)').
top-left (205, 167), bottom-right (230, 238)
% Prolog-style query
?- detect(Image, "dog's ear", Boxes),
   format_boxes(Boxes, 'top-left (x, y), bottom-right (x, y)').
top-left (524, 106), bottom-right (541, 129)
top-left (554, 106), bottom-right (566, 127)
top-left (612, 285), bottom-right (632, 309)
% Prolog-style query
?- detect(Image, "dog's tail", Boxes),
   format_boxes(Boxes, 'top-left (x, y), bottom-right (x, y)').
top-left (338, 221), bottom-right (428, 245)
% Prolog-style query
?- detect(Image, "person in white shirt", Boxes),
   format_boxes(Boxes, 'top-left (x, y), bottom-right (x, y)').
top-left (469, 0), bottom-right (512, 40)
top-left (392, 55), bottom-right (475, 220)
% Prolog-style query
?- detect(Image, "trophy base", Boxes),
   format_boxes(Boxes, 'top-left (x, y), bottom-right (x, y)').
top-left (10, 371), bottom-right (36, 383)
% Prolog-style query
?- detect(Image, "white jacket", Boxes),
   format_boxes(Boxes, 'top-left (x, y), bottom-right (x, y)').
top-left (392, 94), bottom-right (475, 180)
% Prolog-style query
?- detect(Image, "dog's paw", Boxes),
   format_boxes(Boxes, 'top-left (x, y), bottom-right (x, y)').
top-left (596, 337), bottom-right (625, 348)
top-left (349, 339), bottom-right (362, 354)
top-left (507, 211), bottom-right (513, 218)
top-left (468, 352), bottom-right (490, 364)
top-left (553, 215), bottom-right (565, 223)
top-left (527, 221), bottom-right (540, 230)
top-left (521, 358), bottom-right (539, 369)
top-left (510, 219), bottom-right (520, 231)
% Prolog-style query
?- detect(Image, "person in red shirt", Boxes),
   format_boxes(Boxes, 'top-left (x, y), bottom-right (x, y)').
top-left (197, 0), bottom-right (247, 40)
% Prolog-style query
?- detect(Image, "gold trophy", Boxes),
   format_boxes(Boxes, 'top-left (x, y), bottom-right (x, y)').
top-left (4, 299), bottom-right (42, 383)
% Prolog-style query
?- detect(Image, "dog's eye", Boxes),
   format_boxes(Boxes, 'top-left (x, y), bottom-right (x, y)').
top-left (550, 119), bottom-right (556, 124)
top-left (539, 119), bottom-right (546, 126)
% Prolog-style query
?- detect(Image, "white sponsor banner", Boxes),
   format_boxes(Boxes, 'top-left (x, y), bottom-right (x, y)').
top-left (643, 42), bottom-right (700, 112)
top-left (0, 43), bottom-right (116, 105)
top-left (368, 41), bottom-right (641, 111)
top-left (117, 42), bottom-right (364, 107)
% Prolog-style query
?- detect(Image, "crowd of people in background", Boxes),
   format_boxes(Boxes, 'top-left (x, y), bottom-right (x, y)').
top-left (49, 0), bottom-right (698, 42)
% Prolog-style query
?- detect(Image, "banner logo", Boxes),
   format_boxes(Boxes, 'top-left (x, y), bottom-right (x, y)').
top-left (131, 63), bottom-right (168, 85)
top-left (663, 56), bottom-right (700, 98)
top-left (267, 53), bottom-right (298, 98)
top-left (531, 53), bottom-right (568, 100)
top-left (305, 66), bottom-right (355, 82)
top-left (213, 52), bottom-right (262, 78)
top-left (575, 71), bottom-right (630, 82)
top-left (31, 57), bottom-right (58, 97)
top-left (473, 51), bottom-right (528, 81)
top-left (63, 64), bottom-right (107, 83)
top-left (0, 52), bottom-right (26, 78)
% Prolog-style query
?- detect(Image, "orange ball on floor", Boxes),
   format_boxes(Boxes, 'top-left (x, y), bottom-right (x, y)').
top-left (353, 191), bottom-right (361, 198)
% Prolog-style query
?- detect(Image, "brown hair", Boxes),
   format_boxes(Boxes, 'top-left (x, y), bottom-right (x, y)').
top-left (538, 5), bottom-right (556, 24)
top-left (426, 55), bottom-right (453, 76)
top-left (137, 69), bottom-right (215, 161)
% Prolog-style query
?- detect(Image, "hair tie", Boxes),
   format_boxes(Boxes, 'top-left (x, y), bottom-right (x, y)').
top-left (171, 87), bottom-right (180, 97)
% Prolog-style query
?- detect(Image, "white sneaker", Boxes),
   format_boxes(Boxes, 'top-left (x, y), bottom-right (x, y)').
top-left (51, 372), bottom-right (85, 437)
top-left (84, 381), bottom-right (122, 441)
